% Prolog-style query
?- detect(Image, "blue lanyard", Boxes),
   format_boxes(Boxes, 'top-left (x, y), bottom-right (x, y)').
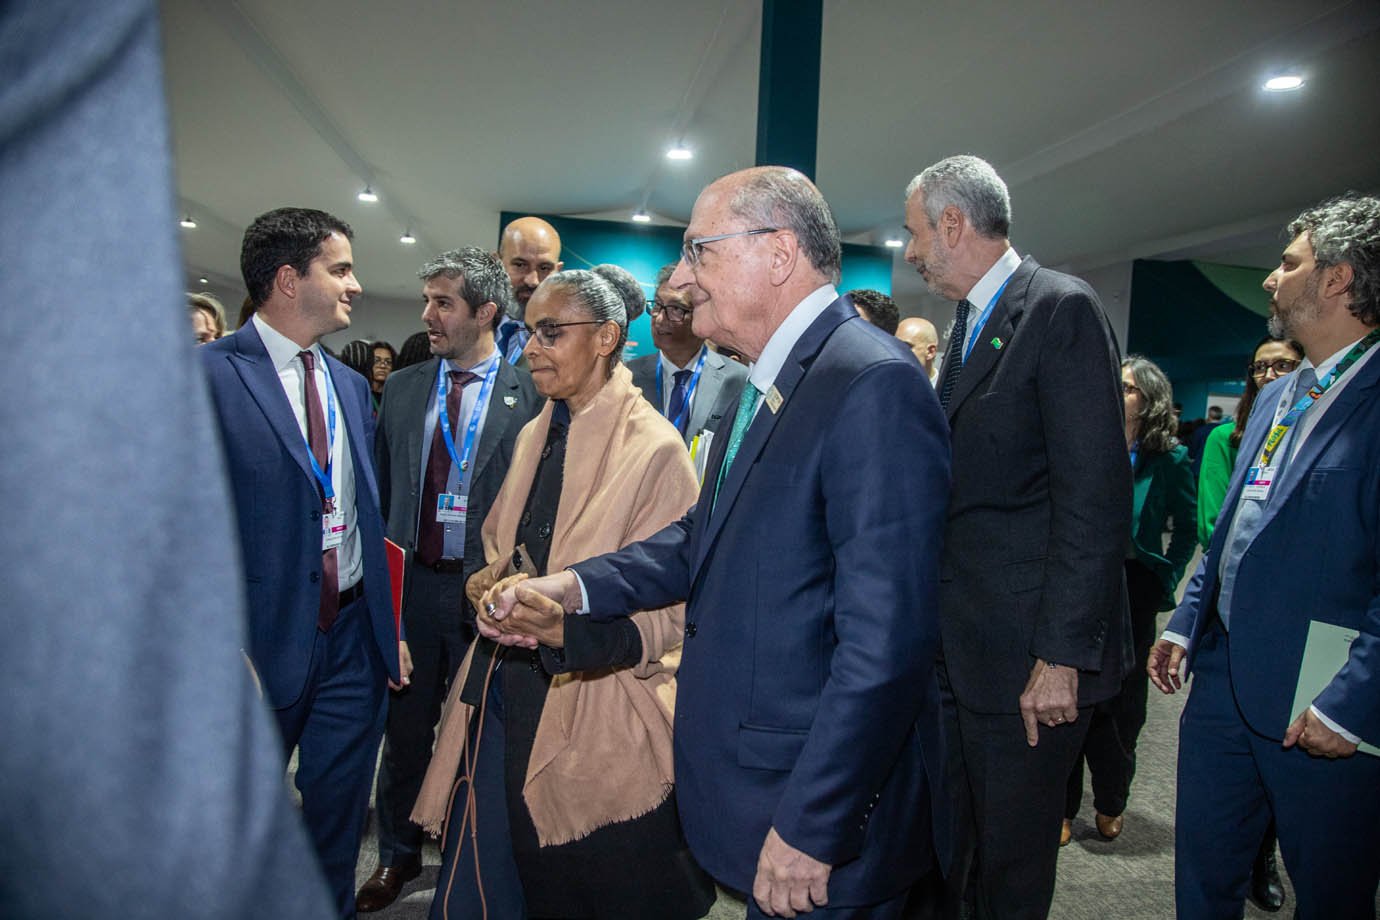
top-left (304, 354), bottom-right (336, 504)
top-left (962, 274), bottom-right (1015, 363)
top-left (436, 355), bottom-right (499, 489)
top-left (1257, 327), bottom-right (1380, 467)
top-left (655, 347), bottom-right (707, 430)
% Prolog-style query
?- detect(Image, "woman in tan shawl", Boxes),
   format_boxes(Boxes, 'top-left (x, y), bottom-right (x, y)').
top-left (412, 270), bottom-right (714, 920)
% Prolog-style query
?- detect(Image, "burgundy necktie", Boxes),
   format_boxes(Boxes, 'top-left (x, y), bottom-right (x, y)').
top-left (299, 350), bottom-right (338, 631)
top-left (415, 369), bottom-right (479, 566)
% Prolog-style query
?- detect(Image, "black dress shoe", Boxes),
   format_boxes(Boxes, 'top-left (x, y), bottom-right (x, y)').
top-left (1249, 837), bottom-right (1284, 912)
top-left (356, 860), bottom-right (423, 913)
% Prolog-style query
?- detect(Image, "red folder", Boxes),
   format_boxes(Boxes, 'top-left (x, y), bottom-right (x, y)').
top-left (385, 538), bottom-right (405, 640)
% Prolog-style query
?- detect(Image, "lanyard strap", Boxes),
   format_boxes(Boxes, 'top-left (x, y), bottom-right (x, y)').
top-left (304, 357), bottom-right (336, 502)
top-left (437, 355), bottom-right (500, 487)
top-left (1257, 328), bottom-right (1380, 467)
top-left (962, 274), bottom-right (1015, 363)
top-left (656, 347), bottom-right (707, 430)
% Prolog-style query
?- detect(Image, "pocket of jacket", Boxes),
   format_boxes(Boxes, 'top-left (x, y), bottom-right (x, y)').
top-left (737, 723), bottom-right (808, 771)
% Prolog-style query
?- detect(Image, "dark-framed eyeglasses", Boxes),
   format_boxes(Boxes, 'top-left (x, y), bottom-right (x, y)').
top-left (523, 320), bottom-right (604, 348)
top-left (681, 227), bottom-right (779, 267)
top-left (1248, 358), bottom-right (1299, 378)
top-left (649, 300), bottom-right (692, 323)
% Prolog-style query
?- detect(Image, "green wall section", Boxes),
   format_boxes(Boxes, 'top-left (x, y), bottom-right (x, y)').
top-left (501, 211), bottom-right (892, 360)
top-left (1192, 260), bottom-right (1272, 317)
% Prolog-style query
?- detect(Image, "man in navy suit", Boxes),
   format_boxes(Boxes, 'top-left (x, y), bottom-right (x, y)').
top-left (485, 166), bottom-right (951, 918)
top-left (201, 208), bottom-right (412, 918)
top-left (1150, 194), bottom-right (1380, 919)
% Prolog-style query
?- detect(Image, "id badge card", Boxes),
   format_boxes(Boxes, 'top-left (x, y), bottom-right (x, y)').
top-left (322, 507), bottom-right (346, 550)
top-left (1242, 466), bottom-right (1276, 501)
top-left (436, 492), bottom-right (468, 524)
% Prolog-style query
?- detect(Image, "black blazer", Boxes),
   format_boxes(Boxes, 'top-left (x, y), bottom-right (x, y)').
top-left (938, 256), bottom-right (1133, 712)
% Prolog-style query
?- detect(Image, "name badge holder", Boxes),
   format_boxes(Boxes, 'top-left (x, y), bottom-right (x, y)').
top-left (434, 357), bottom-right (500, 527)
top-left (302, 357), bottom-right (341, 552)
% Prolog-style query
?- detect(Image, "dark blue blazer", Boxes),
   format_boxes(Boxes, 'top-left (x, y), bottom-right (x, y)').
top-left (1167, 353), bottom-right (1380, 743)
top-left (201, 322), bottom-right (400, 708)
top-left (574, 297), bottom-right (952, 904)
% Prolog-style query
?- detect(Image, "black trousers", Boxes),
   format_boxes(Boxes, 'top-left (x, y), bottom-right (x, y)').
top-left (1065, 559), bottom-right (1160, 819)
top-left (373, 563), bottom-right (474, 867)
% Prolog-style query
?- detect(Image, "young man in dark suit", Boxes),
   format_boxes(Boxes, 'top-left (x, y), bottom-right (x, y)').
top-left (200, 208), bottom-right (411, 918)
top-left (356, 248), bottom-right (540, 911)
top-left (904, 155), bottom-right (1132, 920)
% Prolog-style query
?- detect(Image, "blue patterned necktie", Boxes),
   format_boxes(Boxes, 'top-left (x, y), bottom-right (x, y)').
top-left (667, 369), bottom-right (693, 434)
top-left (714, 383), bottom-right (762, 508)
top-left (938, 299), bottom-right (971, 411)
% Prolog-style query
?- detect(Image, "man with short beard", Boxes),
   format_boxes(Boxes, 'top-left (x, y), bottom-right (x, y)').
top-left (495, 216), bottom-right (563, 364)
top-left (1151, 194), bottom-right (1380, 919)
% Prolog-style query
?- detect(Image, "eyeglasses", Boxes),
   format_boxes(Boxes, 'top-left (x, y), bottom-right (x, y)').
top-left (523, 320), bottom-right (604, 348)
top-left (1248, 358), bottom-right (1299, 378)
top-left (649, 300), bottom-right (692, 323)
top-left (373, 356), bottom-right (393, 368)
top-left (1121, 381), bottom-right (1142, 396)
top-left (681, 227), bottom-right (779, 267)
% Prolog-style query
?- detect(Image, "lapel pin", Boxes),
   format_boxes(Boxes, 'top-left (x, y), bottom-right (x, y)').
top-left (765, 385), bottom-right (784, 414)
top-left (991, 337), bottom-right (1004, 350)
top-left (503, 395), bottom-right (517, 408)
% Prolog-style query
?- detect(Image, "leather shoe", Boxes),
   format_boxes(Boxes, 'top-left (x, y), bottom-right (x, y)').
top-left (1250, 843), bottom-right (1284, 912)
top-left (356, 860), bottom-right (422, 913)
top-left (1060, 819), bottom-right (1072, 847)
top-left (1095, 812), bottom-right (1123, 840)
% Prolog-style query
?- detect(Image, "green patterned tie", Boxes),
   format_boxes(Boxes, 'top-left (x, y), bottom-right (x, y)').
top-left (714, 383), bottom-right (762, 507)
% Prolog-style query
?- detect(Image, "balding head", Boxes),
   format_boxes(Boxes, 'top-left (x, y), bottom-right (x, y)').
top-left (896, 315), bottom-right (939, 378)
top-left (498, 216), bottom-right (563, 317)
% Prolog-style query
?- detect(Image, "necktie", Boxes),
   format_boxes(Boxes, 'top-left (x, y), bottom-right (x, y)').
top-left (416, 369), bottom-right (479, 566)
top-left (667, 369), bottom-right (693, 434)
top-left (714, 383), bottom-right (762, 508)
top-left (938, 299), bottom-right (972, 411)
top-left (299, 350), bottom-right (338, 631)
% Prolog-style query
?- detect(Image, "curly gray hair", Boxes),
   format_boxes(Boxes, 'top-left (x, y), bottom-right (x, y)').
top-left (1288, 194), bottom-right (1380, 326)
top-left (905, 155), bottom-right (1011, 240)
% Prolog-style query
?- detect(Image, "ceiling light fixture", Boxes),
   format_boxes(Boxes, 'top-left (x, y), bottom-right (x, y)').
top-left (666, 144), bottom-right (693, 161)
top-left (1263, 74), bottom-right (1304, 93)
top-left (884, 238), bottom-right (904, 249)
top-left (198, 277), bottom-right (209, 284)
top-left (631, 211), bottom-right (652, 223)
top-left (357, 186), bottom-right (379, 203)
top-left (179, 215), bottom-right (197, 229)
top-left (399, 229), bottom-right (416, 245)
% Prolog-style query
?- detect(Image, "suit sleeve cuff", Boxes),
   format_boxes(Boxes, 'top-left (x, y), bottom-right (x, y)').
top-left (1310, 705), bottom-right (1362, 744)
top-left (568, 567), bottom-right (591, 615)
top-left (1160, 630), bottom-right (1190, 648)
top-left (540, 615), bottom-right (643, 674)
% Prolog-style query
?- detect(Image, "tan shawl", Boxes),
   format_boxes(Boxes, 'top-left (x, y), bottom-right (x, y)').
top-left (411, 364), bottom-right (699, 846)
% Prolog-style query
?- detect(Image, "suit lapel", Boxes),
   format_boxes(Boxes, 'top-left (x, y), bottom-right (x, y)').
top-left (944, 257), bottom-right (1036, 421)
top-left (688, 349), bottom-right (727, 437)
top-left (691, 298), bottom-right (854, 578)
top-left (469, 360), bottom-right (523, 485)
top-left (396, 359), bottom-right (439, 495)
top-left (227, 323), bottom-right (316, 486)
top-left (328, 352), bottom-right (378, 502)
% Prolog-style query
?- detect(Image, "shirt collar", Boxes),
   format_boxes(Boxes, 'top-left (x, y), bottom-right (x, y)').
top-left (964, 247), bottom-right (1022, 309)
top-left (749, 284), bottom-right (839, 394)
top-left (1304, 336), bottom-right (1367, 381)
top-left (444, 348), bottom-right (500, 376)
top-left (659, 344), bottom-right (705, 378)
top-left (253, 312), bottom-right (321, 372)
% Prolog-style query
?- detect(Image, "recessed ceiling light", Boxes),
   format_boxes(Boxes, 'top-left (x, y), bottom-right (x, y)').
top-left (884, 238), bottom-right (904, 249)
top-left (399, 230), bottom-right (416, 244)
top-left (1263, 74), bottom-right (1304, 92)
top-left (631, 211), bottom-right (652, 223)
top-left (357, 186), bottom-right (379, 203)
top-left (666, 145), bottom-right (693, 161)
top-left (179, 215), bottom-right (197, 229)
top-left (198, 277), bottom-right (209, 284)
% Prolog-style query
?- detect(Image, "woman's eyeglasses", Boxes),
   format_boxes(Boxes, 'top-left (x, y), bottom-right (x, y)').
top-left (523, 320), bottom-right (604, 348)
top-left (1248, 358), bottom-right (1299, 378)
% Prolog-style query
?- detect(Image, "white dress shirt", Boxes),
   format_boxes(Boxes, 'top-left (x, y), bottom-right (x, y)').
top-left (961, 247), bottom-right (1022, 358)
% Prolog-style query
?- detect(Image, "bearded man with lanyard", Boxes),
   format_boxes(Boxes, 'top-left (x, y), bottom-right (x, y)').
top-left (1151, 194), bottom-right (1380, 919)
top-left (358, 247), bottom-right (540, 913)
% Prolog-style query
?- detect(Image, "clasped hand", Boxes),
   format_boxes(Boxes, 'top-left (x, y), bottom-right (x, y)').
top-left (475, 573), bottom-right (567, 649)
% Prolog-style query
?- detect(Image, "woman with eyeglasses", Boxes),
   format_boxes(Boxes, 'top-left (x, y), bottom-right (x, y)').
top-left (413, 270), bottom-right (714, 920)
top-left (1063, 355), bottom-right (1196, 845)
top-left (1192, 334), bottom-right (1302, 912)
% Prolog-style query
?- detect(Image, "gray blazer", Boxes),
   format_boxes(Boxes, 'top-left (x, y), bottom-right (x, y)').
top-left (628, 348), bottom-right (749, 447)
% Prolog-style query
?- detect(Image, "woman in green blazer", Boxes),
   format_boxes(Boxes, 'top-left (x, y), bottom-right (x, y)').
top-left (1065, 356), bottom-right (1195, 843)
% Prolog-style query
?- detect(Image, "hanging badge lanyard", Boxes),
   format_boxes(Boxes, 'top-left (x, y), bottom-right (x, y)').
top-left (435, 356), bottom-right (499, 524)
top-left (301, 355), bottom-right (344, 549)
top-left (656, 347), bottom-right (707, 431)
top-left (962, 274), bottom-right (1015, 363)
top-left (1243, 327), bottom-right (1380, 501)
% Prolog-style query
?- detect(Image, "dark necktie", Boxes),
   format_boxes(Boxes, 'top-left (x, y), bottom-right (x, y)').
top-left (416, 369), bottom-right (479, 566)
top-left (938, 299), bottom-right (972, 411)
top-left (298, 350), bottom-right (338, 631)
top-left (667, 369), bottom-right (693, 434)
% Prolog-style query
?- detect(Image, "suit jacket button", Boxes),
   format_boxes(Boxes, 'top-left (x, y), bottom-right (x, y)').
top-left (685, 622), bottom-right (698, 638)
top-left (521, 511), bottom-right (532, 526)
top-left (309, 572), bottom-right (320, 583)
top-left (310, 509), bottom-right (321, 521)
top-left (512, 549), bottom-right (524, 569)
top-left (538, 523), bottom-right (552, 539)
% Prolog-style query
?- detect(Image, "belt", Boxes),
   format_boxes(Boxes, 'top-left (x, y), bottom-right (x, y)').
top-left (338, 580), bottom-right (366, 608)
top-left (414, 556), bottom-right (464, 574)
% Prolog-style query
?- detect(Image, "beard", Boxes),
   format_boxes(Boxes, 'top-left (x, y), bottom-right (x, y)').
top-left (1267, 271), bottom-right (1323, 339)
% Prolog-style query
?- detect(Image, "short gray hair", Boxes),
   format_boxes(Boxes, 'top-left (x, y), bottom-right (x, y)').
top-left (905, 155), bottom-right (1011, 239)
top-left (592, 263), bottom-right (646, 324)
top-left (417, 247), bottom-right (514, 330)
top-left (1288, 194), bottom-right (1380, 326)
top-left (655, 262), bottom-right (679, 288)
top-left (539, 269), bottom-right (628, 371)
top-left (726, 166), bottom-right (842, 283)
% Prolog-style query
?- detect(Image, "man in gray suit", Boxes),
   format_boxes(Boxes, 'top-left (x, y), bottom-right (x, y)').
top-left (628, 262), bottom-right (748, 450)
top-left (357, 248), bottom-right (540, 911)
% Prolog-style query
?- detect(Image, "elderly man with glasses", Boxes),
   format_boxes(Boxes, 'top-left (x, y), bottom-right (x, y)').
top-left (627, 261), bottom-right (748, 449)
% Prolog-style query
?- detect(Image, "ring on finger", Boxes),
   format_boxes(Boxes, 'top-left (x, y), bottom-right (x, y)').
top-left (485, 602), bottom-right (497, 615)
